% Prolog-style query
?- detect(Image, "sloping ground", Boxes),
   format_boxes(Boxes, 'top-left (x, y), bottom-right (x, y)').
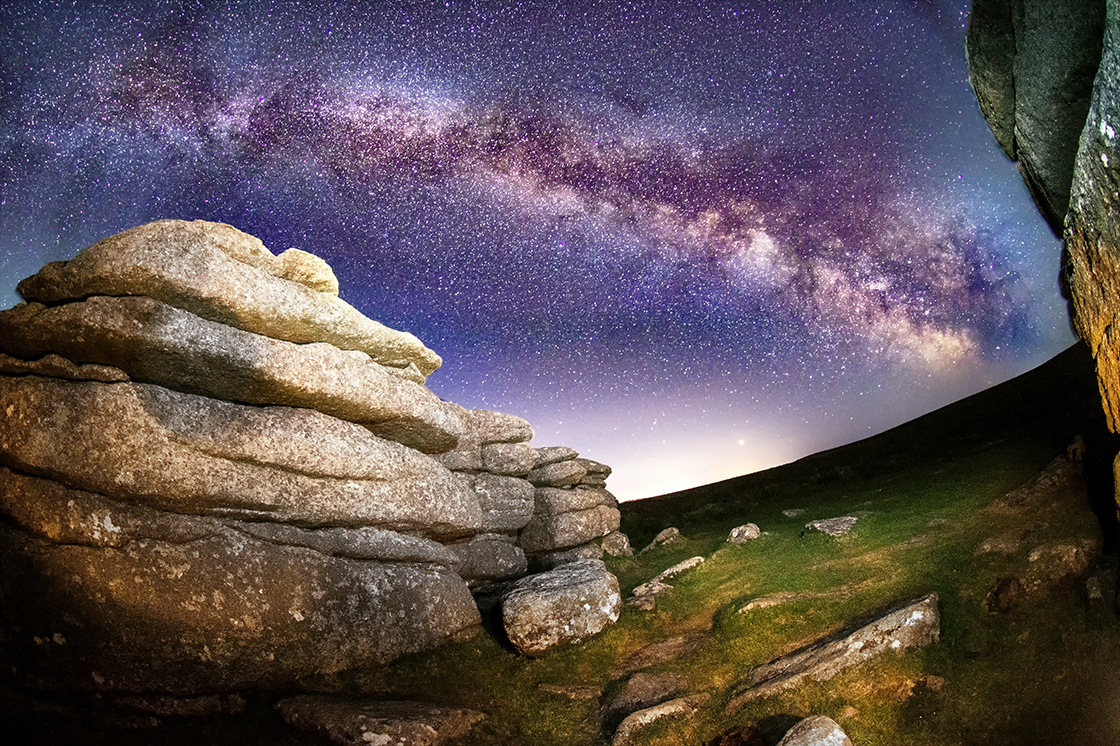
top-left (621, 343), bottom-right (1117, 550)
top-left (7, 343), bottom-right (1120, 745)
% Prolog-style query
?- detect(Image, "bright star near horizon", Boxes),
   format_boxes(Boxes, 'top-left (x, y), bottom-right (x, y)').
top-left (0, 0), bottom-right (1073, 500)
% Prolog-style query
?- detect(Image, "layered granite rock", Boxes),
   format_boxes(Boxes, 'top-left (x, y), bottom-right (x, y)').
top-left (966, 0), bottom-right (1106, 234)
top-left (968, 0), bottom-right (1120, 508)
top-left (435, 410), bottom-right (630, 585)
top-left (0, 219), bottom-right (620, 696)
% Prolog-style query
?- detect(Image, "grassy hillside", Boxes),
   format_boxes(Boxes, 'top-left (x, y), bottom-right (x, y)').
top-left (621, 343), bottom-right (1117, 549)
top-left (11, 343), bottom-right (1120, 745)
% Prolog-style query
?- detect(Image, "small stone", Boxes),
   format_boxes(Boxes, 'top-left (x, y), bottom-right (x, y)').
top-left (805, 517), bottom-right (858, 537)
top-left (639, 527), bottom-right (680, 553)
top-left (276, 696), bottom-right (486, 746)
top-left (727, 523), bottom-right (761, 544)
top-left (601, 531), bottom-right (633, 557)
top-left (776, 715), bottom-right (852, 746)
top-left (783, 508), bottom-right (805, 518)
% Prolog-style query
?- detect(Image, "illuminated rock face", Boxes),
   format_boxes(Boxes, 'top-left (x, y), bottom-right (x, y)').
top-left (0, 219), bottom-right (622, 694)
top-left (968, 0), bottom-right (1120, 505)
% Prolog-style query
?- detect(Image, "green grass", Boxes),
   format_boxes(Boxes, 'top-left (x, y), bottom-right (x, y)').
top-left (351, 437), bottom-right (1118, 745)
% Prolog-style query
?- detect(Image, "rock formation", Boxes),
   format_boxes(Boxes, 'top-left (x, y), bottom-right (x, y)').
top-left (0, 219), bottom-right (626, 696)
top-left (967, 1), bottom-right (1120, 506)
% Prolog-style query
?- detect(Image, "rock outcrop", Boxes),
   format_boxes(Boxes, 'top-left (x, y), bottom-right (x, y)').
top-left (967, 1), bottom-right (1120, 508)
top-left (0, 219), bottom-right (623, 696)
top-left (966, 0), bottom-right (1106, 234)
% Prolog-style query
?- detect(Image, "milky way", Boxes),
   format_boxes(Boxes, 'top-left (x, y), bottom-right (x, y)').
top-left (0, 1), bottom-right (1073, 499)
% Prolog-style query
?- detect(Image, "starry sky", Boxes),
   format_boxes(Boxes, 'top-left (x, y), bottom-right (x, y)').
top-left (0, 1), bottom-right (1075, 501)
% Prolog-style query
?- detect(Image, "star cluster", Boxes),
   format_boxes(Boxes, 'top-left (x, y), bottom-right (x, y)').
top-left (0, 1), bottom-right (1073, 499)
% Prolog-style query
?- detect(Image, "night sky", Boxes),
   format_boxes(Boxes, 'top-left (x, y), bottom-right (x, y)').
top-left (0, 1), bottom-right (1074, 500)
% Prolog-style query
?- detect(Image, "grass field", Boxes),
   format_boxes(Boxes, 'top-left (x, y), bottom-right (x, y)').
top-left (358, 344), bottom-right (1120, 745)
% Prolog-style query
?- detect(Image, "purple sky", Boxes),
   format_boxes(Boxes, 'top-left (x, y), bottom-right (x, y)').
top-left (0, 1), bottom-right (1073, 500)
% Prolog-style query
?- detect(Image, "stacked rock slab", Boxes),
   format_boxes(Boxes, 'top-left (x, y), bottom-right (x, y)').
top-left (434, 408), bottom-right (538, 589)
top-left (0, 220), bottom-right (497, 695)
top-left (521, 448), bottom-right (630, 570)
top-left (433, 414), bottom-right (631, 587)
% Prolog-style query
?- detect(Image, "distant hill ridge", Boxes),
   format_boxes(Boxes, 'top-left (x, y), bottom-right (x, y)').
top-left (622, 343), bottom-right (1114, 539)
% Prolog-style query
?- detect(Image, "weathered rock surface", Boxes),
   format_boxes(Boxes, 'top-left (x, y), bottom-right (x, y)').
top-left (432, 406), bottom-right (535, 471)
top-left (527, 542), bottom-right (606, 571)
top-left (967, 1), bottom-right (1120, 459)
top-left (0, 479), bottom-right (481, 693)
top-left (604, 672), bottom-right (688, 724)
top-left (0, 351), bottom-right (128, 383)
top-left (1065, 4), bottom-right (1120, 433)
top-left (534, 445), bottom-right (580, 467)
top-left (480, 442), bottom-right (537, 476)
top-left (728, 523), bottom-right (762, 543)
top-left (465, 473), bottom-right (536, 533)
top-left (805, 516), bottom-right (858, 537)
top-left (966, 0), bottom-right (1106, 233)
top-left (601, 531), bottom-right (634, 557)
top-left (0, 297), bottom-right (462, 452)
top-left (1, 219), bottom-right (622, 703)
top-left (519, 505), bottom-right (620, 553)
top-left (640, 527), bottom-right (680, 553)
top-left (610, 694), bottom-right (710, 746)
top-left (726, 593), bottom-right (940, 711)
top-left (501, 559), bottom-right (621, 656)
top-left (447, 534), bottom-right (528, 586)
top-left (527, 459), bottom-right (587, 487)
top-left (277, 696), bottom-right (486, 746)
top-left (0, 376), bottom-right (481, 539)
top-left (15, 219), bottom-right (442, 375)
top-left (775, 716), bottom-right (852, 746)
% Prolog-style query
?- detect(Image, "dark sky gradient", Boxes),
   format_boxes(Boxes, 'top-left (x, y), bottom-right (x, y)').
top-left (0, 1), bottom-right (1073, 499)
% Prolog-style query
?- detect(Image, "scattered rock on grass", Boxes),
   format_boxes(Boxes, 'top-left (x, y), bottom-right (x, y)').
top-left (604, 672), bottom-right (687, 725)
top-left (775, 715), bottom-right (852, 746)
top-left (805, 517), bottom-right (858, 537)
top-left (276, 696), bottom-right (486, 746)
top-left (727, 523), bottom-right (761, 543)
top-left (610, 693), bottom-right (710, 746)
top-left (614, 634), bottom-right (707, 676)
top-left (502, 559), bottom-right (621, 656)
top-left (626, 556), bottom-right (705, 609)
top-left (726, 593), bottom-right (940, 711)
top-left (640, 527), bottom-right (680, 553)
top-left (783, 509), bottom-right (805, 518)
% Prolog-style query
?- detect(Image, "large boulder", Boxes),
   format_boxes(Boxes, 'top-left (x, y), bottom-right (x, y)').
top-left (501, 559), bottom-right (621, 656)
top-left (0, 375), bottom-right (481, 539)
top-left (0, 297), bottom-right (461, 452)
top-left (1066, 5), bottom-right (1120, 432)
top-left (15, 219), bottom-right (442, 375)
top-left (0, 470), bottom-right (480, 694)
top-left (966, 0), bottom-right (1106, 233)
